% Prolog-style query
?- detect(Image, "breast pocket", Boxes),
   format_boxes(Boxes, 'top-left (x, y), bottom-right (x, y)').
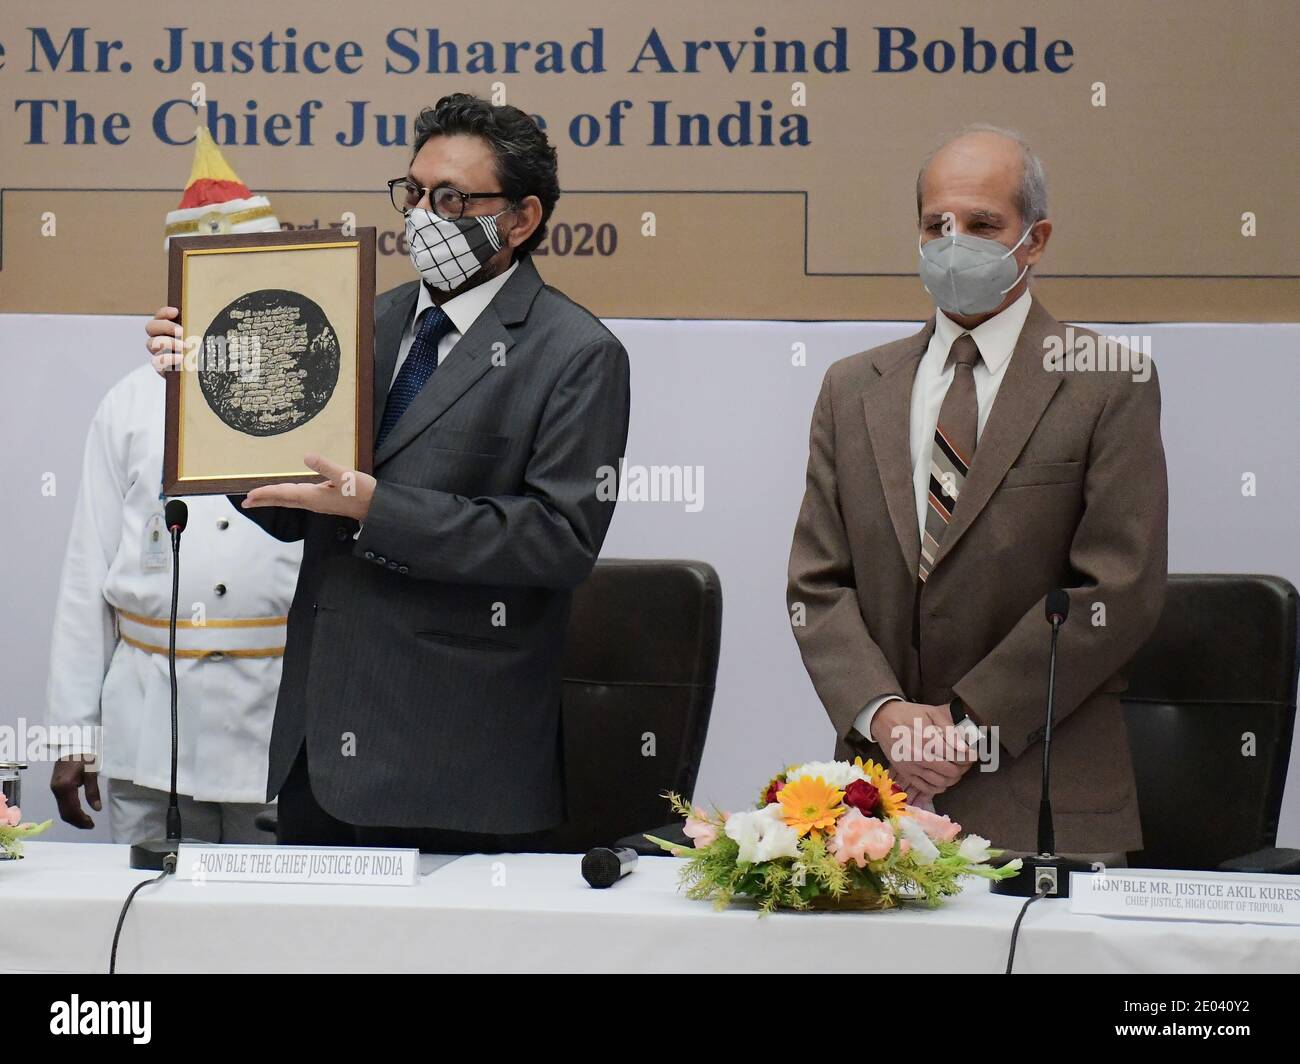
top-left (1000, 460), bottom-right (1084, 489)
top-left (423, 426), bottom-right (511, 458)
top-left (414, 628), bottom-right (520, 652)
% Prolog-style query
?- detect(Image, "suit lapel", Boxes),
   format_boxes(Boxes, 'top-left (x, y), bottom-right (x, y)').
top-left (371, 257), bottom-right (544, 466)
top-left (372, 283), bottom-right (419, 443)
top-left (862, 320), bottom-right (934, 578)
top-left (929, 296), bottom-right (1065, 571)
top-left (372, 303), bottom-right (514, 466)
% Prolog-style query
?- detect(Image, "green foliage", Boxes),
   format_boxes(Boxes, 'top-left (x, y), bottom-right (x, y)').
top-left (0, 819), bottom-right (52, 859)
top-left (647, 793), bottom-right (1020, 914)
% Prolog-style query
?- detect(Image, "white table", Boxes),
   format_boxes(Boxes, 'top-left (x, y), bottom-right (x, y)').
top-left (3, 842), bottom-right (1298, 973)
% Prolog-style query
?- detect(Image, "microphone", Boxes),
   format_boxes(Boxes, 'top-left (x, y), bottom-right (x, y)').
top-left (165, 498), bottom-right (188, 536)
top-left (582, 846), bottom-right (637, 888)
top-left (1045, 588), bottom-right (1069, 626)
top-left (130, 499), bottom-right (199, 871)
top-left (992, 588), bottom-right (1089, 899)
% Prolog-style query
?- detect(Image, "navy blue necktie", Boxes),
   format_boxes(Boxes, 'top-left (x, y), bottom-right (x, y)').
top-left (377, 304), bottom-right (454, 448)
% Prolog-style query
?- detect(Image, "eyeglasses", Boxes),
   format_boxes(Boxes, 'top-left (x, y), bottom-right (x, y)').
top-left (388, 178), bottom-right (514, 220)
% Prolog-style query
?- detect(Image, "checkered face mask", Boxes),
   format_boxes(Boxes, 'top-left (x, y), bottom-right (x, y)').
top-left (405, 207), bottom-right (506, 292)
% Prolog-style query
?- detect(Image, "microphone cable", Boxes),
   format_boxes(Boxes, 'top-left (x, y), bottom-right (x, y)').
top-left (1004, 882), bottom-right (1049, 974)
top-left (110, 853), bottom-right (176, 974)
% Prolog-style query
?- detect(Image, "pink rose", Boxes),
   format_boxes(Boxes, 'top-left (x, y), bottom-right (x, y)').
top-left (2, 805), bottom-right (20, 827)
top-left (683, 805), bottom-right (720, 848)
top-left (826, 808), bottom-right (895, 868)
top-left (904, 804), bottom-right (960, 842)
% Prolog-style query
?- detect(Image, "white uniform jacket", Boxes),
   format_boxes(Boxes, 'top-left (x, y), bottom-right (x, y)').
top-left (45, 365), bottom-right (302, 802)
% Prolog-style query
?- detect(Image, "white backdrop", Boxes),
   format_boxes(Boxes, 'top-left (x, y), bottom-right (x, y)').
top-left (2, 312), bottom-right (1298, 846)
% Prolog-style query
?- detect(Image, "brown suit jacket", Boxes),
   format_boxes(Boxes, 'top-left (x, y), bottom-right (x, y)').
top-left (787, 296), bottom-right (1168, 854)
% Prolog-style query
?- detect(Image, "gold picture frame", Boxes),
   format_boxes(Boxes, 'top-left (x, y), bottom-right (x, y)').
top-left (163, 227), bottom-right (376, 496)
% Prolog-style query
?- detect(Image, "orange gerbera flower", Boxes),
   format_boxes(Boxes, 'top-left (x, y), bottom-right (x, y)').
top-left (854, 757), bottom-right (909, 819)
top-left (777, 776), bottom-right (845, 836)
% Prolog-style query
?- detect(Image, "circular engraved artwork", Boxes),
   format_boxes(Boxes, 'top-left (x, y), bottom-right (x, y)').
top-left (198, 289), bottom-right (340, 437)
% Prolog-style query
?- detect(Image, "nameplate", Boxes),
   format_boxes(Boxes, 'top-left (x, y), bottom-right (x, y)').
top-left (176, 844), bottom-right (419, 887)
top-left (1070, 868), bottom-right (1300, 926)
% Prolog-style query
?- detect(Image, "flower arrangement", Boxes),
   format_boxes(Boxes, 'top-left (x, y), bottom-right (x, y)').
top-left (0, 792), bottom-right (50, 860)
top-left (647, 757), bottom-right (1020, 912)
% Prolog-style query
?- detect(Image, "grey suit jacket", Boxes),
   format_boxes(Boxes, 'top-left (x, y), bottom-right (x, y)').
top-left (235, 255), bottom-right (631, 832)
top-left (788, 297), bottom-right (1168, 854)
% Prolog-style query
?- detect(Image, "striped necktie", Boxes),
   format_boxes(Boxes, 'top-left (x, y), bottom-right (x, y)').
top-left (919, 333), bottom-right (981, 582)
top-left (377, 304), bottom-right (454, 448)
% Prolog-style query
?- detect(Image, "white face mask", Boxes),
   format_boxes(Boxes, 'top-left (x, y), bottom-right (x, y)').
top-left (405, 207), bottom-right (508, 292)
top-left (917, 223), bottom-right (1034, 316)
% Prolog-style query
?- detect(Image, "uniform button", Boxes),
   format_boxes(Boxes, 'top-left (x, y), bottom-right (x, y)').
top-left (214, 583), bottom-right (227, 596)
top-left (364, 551), bottom-right (375, 561)
top-left (398, 565), bottom-right (409, 575)
top-left (208, 651), bottom-right (225, 662)
top-left (375, 556), bottom-right (386, 565)
top-left (217, 518), bottom-right (229, 530)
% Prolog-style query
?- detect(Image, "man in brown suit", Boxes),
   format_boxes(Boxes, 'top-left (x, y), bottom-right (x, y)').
top-left (787, 125), bottom-right (1168, 858)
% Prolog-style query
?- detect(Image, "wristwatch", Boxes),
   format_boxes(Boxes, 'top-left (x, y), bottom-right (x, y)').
top-left (949, 696), bottom-right (983, 754)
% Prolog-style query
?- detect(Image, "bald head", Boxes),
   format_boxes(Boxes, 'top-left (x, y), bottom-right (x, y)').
top-left (915, 125), bottom-right (1053, 324)
top-left (917, 125), bottom-right (1048, 234)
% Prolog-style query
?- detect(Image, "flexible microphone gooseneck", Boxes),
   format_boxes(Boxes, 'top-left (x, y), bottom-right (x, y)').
top-left (1037, 588), bottom-right (1069, 855)
top-left (129, 500), bottom-right (197, 871)
top-left (992, 588), bottom-right (1090, 902)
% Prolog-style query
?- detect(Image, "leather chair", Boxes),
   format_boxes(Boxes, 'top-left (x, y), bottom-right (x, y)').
top-left (542, 559), bottom-right (722, 853)
top-left (1122, 574), bottom-right (1300, 873)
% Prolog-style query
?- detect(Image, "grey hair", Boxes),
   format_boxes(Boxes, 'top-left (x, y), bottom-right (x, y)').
top-left (915, 123), bottom-right (1049, 225)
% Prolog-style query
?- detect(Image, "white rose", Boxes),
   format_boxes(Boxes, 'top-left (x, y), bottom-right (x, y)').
top-left (725, 804), bottom-right (801, 863)
top-left (724, 809), bottom-right (764, 862)
top-left (785, 760), bottom-right (857, 789)
top-left (753, 806), bottom-right (802, 862)
top-left (956, 834), bottom-right (992, 864)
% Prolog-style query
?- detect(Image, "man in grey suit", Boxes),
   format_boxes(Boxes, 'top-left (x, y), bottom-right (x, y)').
top-left (147, 94), bottom-right (630, 851)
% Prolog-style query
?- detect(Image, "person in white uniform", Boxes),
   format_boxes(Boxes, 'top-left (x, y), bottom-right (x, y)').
top-left (45, 130), bottom-right (302, 843)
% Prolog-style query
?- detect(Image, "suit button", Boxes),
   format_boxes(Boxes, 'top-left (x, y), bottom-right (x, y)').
top-left (312, 602), bottom-right (318, 613)
top-left (364, 551), bottom-right (375, 561)
top-left (398, 565), bottom-right (409, 575)
top-left (335, 526), bottom-right (349, 541)
top-left (217, 519), bottom-right (229, 530)
top-left (375, 556), bottom-right (386, 565)
top-left (386, 561), bottom-right (397, 570)
top-left (214, 583), bottom-right (227, 596)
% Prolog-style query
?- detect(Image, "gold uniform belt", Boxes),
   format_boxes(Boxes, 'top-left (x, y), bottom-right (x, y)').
top-left (115, 608), bottom-right (287, 659)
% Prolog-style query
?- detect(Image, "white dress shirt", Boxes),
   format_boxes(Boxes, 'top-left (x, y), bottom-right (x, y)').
top-left (854, 289), bottom-right (1033, 743)
top-left (392, 260), bottom-right (519, 384)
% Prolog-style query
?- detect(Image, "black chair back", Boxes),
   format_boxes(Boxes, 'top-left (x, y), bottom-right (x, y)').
top-left (1122, 574), bottom-right (1298, 870)
top-left (542, 559), bottom-right (722, 853)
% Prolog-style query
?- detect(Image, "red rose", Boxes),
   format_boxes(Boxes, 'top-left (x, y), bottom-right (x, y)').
top-left (763, 778), bottom-right (785, 805)
top-left (843, 779), bottom-right (880, 816)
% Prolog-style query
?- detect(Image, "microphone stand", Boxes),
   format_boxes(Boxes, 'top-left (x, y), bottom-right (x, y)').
top-left (130, 515), bottom-right (199, 870)
top-left (992, 603), bottom-right (1089, 899)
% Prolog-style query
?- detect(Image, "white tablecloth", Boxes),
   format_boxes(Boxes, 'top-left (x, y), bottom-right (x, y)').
top-left (3, 842), bottom-right (1298, 973)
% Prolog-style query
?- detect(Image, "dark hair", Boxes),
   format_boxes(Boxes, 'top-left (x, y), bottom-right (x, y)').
top-left (412, 93), bottom-right (560, 259)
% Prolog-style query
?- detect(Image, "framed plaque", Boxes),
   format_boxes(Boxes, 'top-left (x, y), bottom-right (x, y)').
top-left (163, 227), bottom-right (375, 496)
